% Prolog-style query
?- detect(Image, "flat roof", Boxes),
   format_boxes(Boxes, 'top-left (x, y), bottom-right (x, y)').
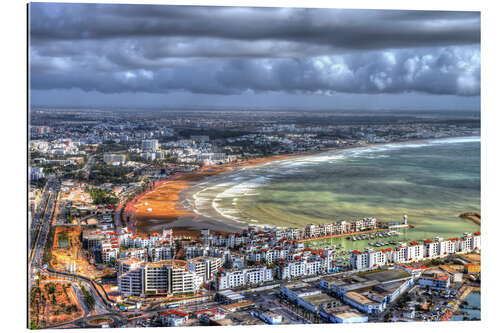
top-left (302, 293), bottom-right (335, 306)
top-left (357, 268), bottom-right (411, 282)
top-left (344, 291), bottom-right (379, 306)
top-left (334, 311), bottom-right (367, 320)
top-left (343, 280), bottom-right (380, 292)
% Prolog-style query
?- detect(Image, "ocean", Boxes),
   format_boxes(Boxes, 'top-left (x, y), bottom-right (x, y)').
top-left (182, 136), bottom-right (480, 250)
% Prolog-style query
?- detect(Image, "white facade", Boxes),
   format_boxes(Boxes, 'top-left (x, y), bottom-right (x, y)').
top-left (142, 139), bottom-right (159, 152)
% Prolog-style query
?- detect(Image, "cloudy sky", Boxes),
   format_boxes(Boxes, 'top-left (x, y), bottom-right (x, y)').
top-left (29, 3), bottom-right (480, 110)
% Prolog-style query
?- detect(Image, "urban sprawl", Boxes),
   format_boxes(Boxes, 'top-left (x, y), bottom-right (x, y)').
top-left (29, 109), bottom-right (480, 329)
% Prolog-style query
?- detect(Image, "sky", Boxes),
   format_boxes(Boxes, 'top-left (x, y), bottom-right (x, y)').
top-left (29, 3), bottom-right (481, 111)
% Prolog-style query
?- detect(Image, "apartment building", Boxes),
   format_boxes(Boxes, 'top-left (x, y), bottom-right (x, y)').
top-left (118, 260), bottom-right (203, 297)
top-left (187, 256), bottom-right (222, 283)
top-left (216, 266), bottom-right (273, 290)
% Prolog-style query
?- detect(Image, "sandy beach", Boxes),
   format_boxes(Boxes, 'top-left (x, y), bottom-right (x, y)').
top-left (132, 152), bottom-right (320, 235)
top-left (131, 136), bottom-right (479, 236)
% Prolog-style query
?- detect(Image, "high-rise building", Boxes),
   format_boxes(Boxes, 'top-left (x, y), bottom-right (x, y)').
top-left (142, 139), bottom-right (159, 152)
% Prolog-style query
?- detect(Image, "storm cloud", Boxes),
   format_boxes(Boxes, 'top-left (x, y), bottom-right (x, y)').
top-left (29, 3), bottom-right (481, 107)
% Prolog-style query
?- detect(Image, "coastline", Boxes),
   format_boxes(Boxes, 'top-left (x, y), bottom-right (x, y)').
top-left (131, 135), bottom-right (479, 235)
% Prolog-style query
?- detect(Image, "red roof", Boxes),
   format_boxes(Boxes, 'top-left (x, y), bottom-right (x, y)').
top-left (424, 239), bottom-right (432, 243)
top-left (160, 310), bottom-right (188, 317)
top-left (410, 241), bottom-right (419, 245)
top-left (474, 232), bottom-right (481, 235)
top-left (352, 250), bottom-right (361, 254)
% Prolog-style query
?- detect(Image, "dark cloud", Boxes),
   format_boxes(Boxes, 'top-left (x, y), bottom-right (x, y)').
top-left (30, 4), bottom-right (479, 51)
top-left (29, 3), bottom-right (481, 101)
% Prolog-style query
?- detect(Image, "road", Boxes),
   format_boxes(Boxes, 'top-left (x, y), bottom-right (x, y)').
top-left (83, 155), bottom-right (96, 178)
top-left (29, 175), bottom-right (60, 282)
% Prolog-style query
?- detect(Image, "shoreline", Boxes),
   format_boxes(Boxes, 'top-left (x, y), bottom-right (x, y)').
top-left (131, 135), bottom-right (479, 235)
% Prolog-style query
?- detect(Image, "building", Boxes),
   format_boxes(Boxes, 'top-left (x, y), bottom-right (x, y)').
top-left (328, 311), bottom-right (368, 323)
top-left (350, 249), bottom-right (388, 270)
top-left (342, 291), bottom-right (385, 314)
top-left (251, 311), bottom-right (283, 324)
top-left (464, 263), bottom-right (480, 274)
top-left (277, 259), bottom-right (323, 279)
top-left (103, 154), bottom-right (126, 165)
top-left (142, 139), bottom-right (159, 152)
top-left (215, 290), bottom-right (245, 304)
top-left (30, 167), bottom-right (45, 180)
top-left (418, 269), bottom-right (451, 290)
top-left (158, 310), bottom-right (189, 327)
top-left (118, 260), bottom-right (203, 297)
top-left (216, 266), bottom-right (273, 290)
top-left (119, 268), bottom-right (144, 297)
top-left (187, 256), bottom-right (222, 283)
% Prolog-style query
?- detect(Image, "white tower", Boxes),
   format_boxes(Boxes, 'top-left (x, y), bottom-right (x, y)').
top-left (403, 215), bottom-right (408, 225)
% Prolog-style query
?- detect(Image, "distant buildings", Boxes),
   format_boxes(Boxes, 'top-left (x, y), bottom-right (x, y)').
top-left (30, 167), bottom-right (45, 180)
top-left (103, 153), bottom-right (126, 165)
top-left (142, 139), bottom-right (159, 152)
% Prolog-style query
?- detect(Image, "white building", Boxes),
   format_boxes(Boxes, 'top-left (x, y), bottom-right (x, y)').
top-left (103, 154), bottom-right (126, 165)
top-left (216, 266), bottom-right (273, 290)
top-left (187, 256), bottom-right (222, 283)
top-left (142, 139), bottom-right (159, 152)
top-left (30, 167), bottom-right (45, 180)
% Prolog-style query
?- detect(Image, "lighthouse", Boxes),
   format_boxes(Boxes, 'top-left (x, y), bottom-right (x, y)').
top-left (403, 215), bottom-right (408, 225)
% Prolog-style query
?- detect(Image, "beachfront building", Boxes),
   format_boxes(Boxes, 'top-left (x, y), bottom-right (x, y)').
top-left (391, 242), bottom-right (425, 264)
top-left (350, 249), bottom-right (389, 270)
top-left (351, 234), bottom-right (481, 269)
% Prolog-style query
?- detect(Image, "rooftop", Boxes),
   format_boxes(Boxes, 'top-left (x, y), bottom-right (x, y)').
top-left (334, 311), bottom-right (367, 320)
top-left (357, 268), bottom-right (411, 282)
top-left (302, 293), bottom-right (335, 306)
top-left (344, 291), bottom-right (379, 306)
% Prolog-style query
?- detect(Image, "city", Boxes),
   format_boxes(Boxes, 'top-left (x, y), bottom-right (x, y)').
top-left (28, 108), bottom-right (481, 329)
top-left (27, 3), bottom-right (482, 330)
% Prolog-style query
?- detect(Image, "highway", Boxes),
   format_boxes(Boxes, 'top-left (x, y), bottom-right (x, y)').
top-left (29, 175), bottom-right (60, 283)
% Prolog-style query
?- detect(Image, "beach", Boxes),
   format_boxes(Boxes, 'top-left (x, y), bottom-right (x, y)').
top-left (132, 152), bottom-right (319, 235)
top-left (131, 136), bottom-right (480, 238)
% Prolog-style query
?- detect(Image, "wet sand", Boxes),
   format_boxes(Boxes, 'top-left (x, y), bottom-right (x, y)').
top-left (133, 153), bottom-right (318, 234)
